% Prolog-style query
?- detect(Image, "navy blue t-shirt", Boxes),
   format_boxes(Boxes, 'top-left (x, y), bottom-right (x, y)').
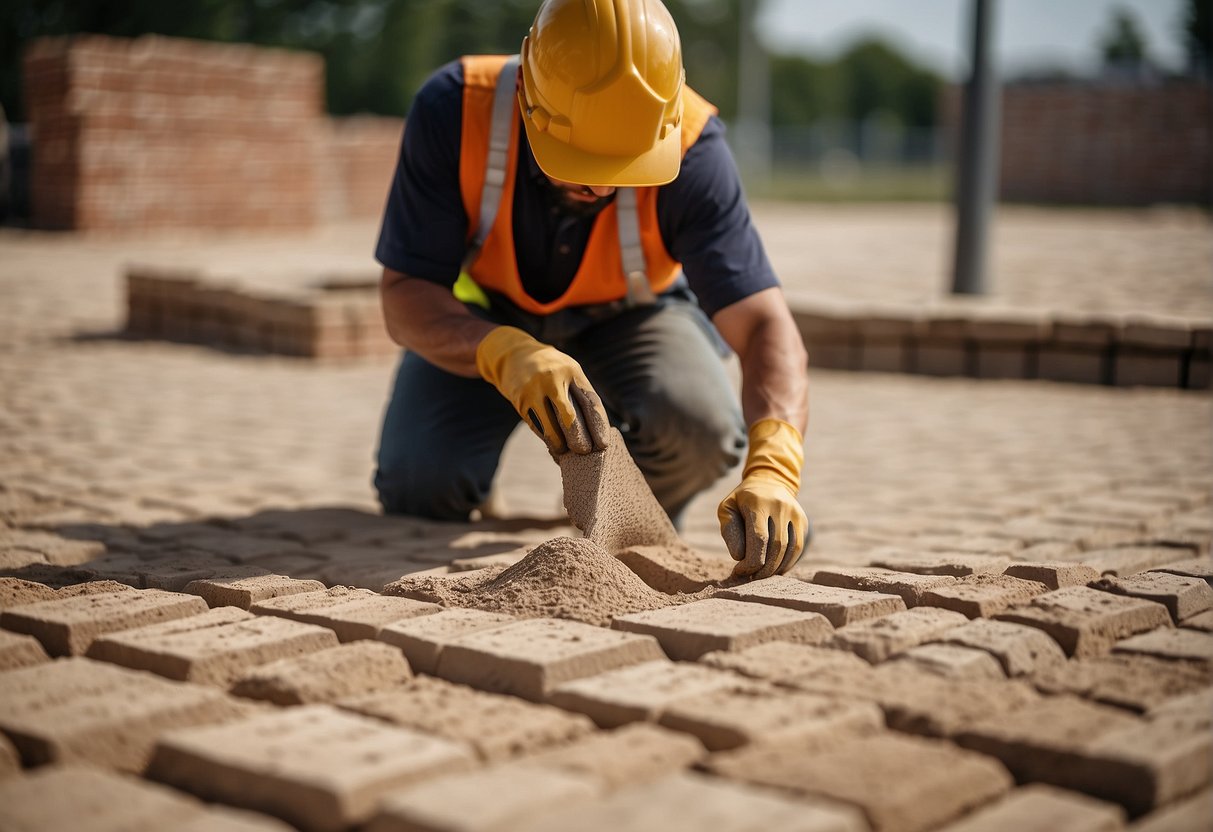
top-left (375, 60), bottom-right (777, 318)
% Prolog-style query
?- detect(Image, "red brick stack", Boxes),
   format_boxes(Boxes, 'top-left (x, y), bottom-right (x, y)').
top-left (23, 34), bottom-right (325, 231)
top-left (320, 116), bottom-right (402, 220)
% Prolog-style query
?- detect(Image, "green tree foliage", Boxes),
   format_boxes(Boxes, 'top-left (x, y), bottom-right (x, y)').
top-left (1185, 0), bottom-right (1211, 74)
top-left (1100, 7), bottom-right (1149, 68)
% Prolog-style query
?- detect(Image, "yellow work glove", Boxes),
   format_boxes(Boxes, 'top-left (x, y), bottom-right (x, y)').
top-left (718, 418), bottom-right (810, 579)
top-left (476, 325), bottom-right (610, 455)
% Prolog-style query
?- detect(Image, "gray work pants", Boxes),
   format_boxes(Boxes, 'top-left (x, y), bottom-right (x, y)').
top-left (373, 292), bottom-right (747, 524)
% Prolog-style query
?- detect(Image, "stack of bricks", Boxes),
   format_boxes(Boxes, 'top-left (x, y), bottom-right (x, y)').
top-left (126, 267), bottom-right (396, 360)
top-left (22, 34), bottom-right (404, 231)
top-left (790, 299), bottom-right (1212, 390)
top-left (22, 35), bottom-right (324, 231)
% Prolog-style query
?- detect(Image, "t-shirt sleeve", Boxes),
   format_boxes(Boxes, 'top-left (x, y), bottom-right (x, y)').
top-left (374, 61), bottom-right (468, 286)
top-left (657, 116), bottom-right (779, 318)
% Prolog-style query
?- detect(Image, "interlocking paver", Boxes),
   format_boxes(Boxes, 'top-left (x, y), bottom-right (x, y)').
top-left (1148, 557), bottom-right (1213, 586)
top-left (934, 784), bottom-right (1125, 832)
top-left (887, 643), bottom-right (1006, 679)
top-left (0, 628), bottom-right (50, 670)
top-left (831, 607), bottom-right (968, 663)
top-left (365, 765), bottom-right (601, 832)
top-left (1081, 547), bottom-right (1202, 578)
top-left (250, 585), bottom-right (442, 641)
top-left (1180, 609), bottom-right (1213, 632)
top-left (0, 588), bottom-right (208, 656)
top-left (920, 573), bottom-right (1049, 618)
top-left (1003, 561), bottom-right (1101, 590)
top-left (932, 618), bottom-right (1067, 677)
top-left (184, 573), bottom-right (326, 610)
top-left (518, 723), bottom-right (705, 791)
top-left (512, 771), bottom-right (869, 832)
top-left (0, 765), bottom-right (295, 831)
top-left (811, 567), bottom-right (958, 607)
top-left (376, 608), bottom-right (517, 674)
top-left (1093, 573), bottom-right (1213, 623)
top-left (548, 659), bottom-right (742, 728)
top-left (708, 731), bottom-right (1014, 832)
top-left (1032, 653), bottom-right (1210, 713)
top-left (0, 735), bottom-right (18, 780)
top-left (338, 675), bottom-right (594, 761)
top-left (657, 680), bottom-right (884, 751)
top-left (716, 576), bottom-right (906, 626)
top-left (434, 617), bottom-right (666, 701)
top-left (996, 586), bottom-right (1173, 657)
top-left (870, 551), bottom-right (1012, 577)
top-left (86, 605), bottom-right (339, 685)
top-left (0, 657), bottom-right (256, 772)
top-left (0, 577), bottom-right (57, 608)
top-left (1127, 789), bottom-right (1213, 832)
top-left (231, 641), bottom-right (412, 705)
top-left (611, 598), bottom-right (833, 660)
top-left (699, 641), bottom-right (873, 684)
top-left (1112, 627), bottom-right (1213, 665)
top-left (148, 705), bottom-right (477, 832)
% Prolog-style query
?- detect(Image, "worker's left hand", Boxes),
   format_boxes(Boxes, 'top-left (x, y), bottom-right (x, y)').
top-left (718, 418), bottom-right (810, 579)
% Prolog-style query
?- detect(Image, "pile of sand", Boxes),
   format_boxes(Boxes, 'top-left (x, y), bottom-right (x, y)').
top-left (386, 536), bottom-right (674, 627)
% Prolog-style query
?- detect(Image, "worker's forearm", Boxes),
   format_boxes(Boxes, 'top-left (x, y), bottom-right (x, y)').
top-left (737, 314), bottom-right (809, 433)
top-left (380, 269), bottom-right (494, 377)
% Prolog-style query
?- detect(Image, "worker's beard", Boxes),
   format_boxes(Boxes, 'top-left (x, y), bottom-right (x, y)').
top-left (540, 178), bottom-right (613, 218)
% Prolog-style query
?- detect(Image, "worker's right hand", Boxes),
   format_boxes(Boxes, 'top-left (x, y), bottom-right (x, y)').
top-left (476, 325), bottom-right (610, 455)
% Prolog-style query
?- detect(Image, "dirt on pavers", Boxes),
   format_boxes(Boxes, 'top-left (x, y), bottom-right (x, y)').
top-left (386, 537), bottom-right (675, 627)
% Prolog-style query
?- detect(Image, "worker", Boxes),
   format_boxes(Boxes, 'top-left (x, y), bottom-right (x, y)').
top-left (373, 0), bottom-right (810, 578)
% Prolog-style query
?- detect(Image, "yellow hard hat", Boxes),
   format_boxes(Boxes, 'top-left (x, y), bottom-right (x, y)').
top-left (519, 0), bottom-right (686, 187)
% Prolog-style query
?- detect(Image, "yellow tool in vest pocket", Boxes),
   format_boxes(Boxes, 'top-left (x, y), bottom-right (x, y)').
top-left (453, 271), bottom-right (491, 309)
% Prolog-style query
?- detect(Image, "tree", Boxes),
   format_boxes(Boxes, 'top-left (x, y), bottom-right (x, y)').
top-left (1100, 7), bottom-right (1149, 70)
top-left (1185, 0), bottom-right (1211, 76)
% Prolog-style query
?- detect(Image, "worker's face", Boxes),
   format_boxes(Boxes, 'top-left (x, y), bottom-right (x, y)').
top-left (544, 176), bottom-right (616, 214)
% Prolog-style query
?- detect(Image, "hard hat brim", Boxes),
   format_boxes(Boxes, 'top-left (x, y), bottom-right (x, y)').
top-left (519, 97), bottom-right (682, 188)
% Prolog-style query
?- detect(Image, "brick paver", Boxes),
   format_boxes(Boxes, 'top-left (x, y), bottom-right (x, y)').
top-left (548, 659), bottom-right (741, 728)
top-left (811, 568), bottom-right (958, 607)
top-left (1112, 627), bottom-right (1213, 665)
top-left (932, 618), bottom-right (1067, 677)
top-left (1002, 562), bottom-right (1101, 590)
top-left (996, 587), bottom-right (1174, 657)
top-left (375, 608), bottom-right (517, 674)
top-left (1032, 653), bottom-right (1210, 713)
top-left (0, 657), bottom-right (255, 772)
top-left (717, 576), bottom-right (906, 625)
top-left (888, 643), bottom-right (1006, 679)
top-left (831, 607), bottom-right (968, 662)
top-left (934, 784), bottom-right (1125, 832)
top-left (1093, 573), bottom-right (1213, 623)
top-left (518, 723), bottom-right (705, 791)
top-left (250, 585), bottom-right (442, 642)
top-left (148, 705), bottom-right (477, 832)
top-left (920, 573), bottom-right (1049, 618)
top-left (0, 628), bottom-right (50, 670)
top-left (230, 641), bottom-right (412, 705)
top-left (184, 573), bottom-right (326, 610)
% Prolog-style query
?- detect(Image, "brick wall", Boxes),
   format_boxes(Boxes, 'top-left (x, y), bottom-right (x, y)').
top-left (22, 34), bottom-right (404, 231)
top-left (945, 80), bottom-right (1212, 206)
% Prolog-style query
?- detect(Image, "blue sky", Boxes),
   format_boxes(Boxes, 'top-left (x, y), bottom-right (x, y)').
top-left (758, 0), bottom-right (1189, 78)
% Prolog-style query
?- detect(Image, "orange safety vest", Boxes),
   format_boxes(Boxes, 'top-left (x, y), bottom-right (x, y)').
top-left (459, 54), bottom-right (718, 315)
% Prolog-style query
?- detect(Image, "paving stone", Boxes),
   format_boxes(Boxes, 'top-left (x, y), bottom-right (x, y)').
top-left (0, 765), bottom-right (296, 832)
top-left (717, 576), bottom-right (906, 626)
top-left (887, 643), bottom-right (1006, 679)
top-left (0, 628), bottom-right (50, 669)
top-left (86, 606), bottom-right (339, 686)
top-left (1113, 627), bottom-right (1213, 665)
top-left (1081, 547), bottom-right (1200, 578)
top-left (338, 675), bottom-right (594, 762)
top-left (812, 567), bottom-right (958, 607)
top-left (1127, 789), bottom-right (1213, 832)
top-left (1180, 609), bottom-right (1213, 632)
top-left (184, 573), bottom-right (326, 610)
top-left (0, 734), bottom-right (17, 780)
top-left (699, 641), bottom-right (874, 684)
top-left (831, 607), bottom-right (968, 663)
top-left (365, 764), bottom-right (601, 832)
top-left (513, 771), bottom-right (869, 832)
top-left (1146, 687), bottom-right (1213, 729)
top-left (148, 704), bottom-right (477, 832)
top-left (934, 784), bottom-right (1126, 832)
top-left (996, 586), bottom-right (1173, 657)
top-left (132, 553), bottom-right (247, 592)
top-left (55, 579), bottom-right (138, 598)
top-left (933, 618), bottom-right (1068, 677)
top-left (435, 617), bottom-right (666, 702)
top-left (1093, 573), bottom-right (1213, 623)
top-left (708, 731), bottom-right (1014, 832)
top-left (231, 641), bottom-right (412, 705)
top-left (548, 659), bottom-right (742, 728)
top-left (519, 723), bottom-right (705, 791)
top-left (1148, 557), bottom-right (1213, 586)
top-left (250, 585), bottom-right (442, 642)
top-left (657, 680), bottom-right (885, 751)
top-left (0, 657), bottom-right (255, 772)
top-left (611, 598), bottom-right (833, 661)
top-left (0, 587), bottom-right (208, 656)
top-left (1003, 561), bottom-right (1101, 590)
top-left (0, 577), bottom-right (57, 608)
top-left (376, 608), bottom-right (517, 675)
top-left (1032, 653), bottom-right (1210, 713)
top-left (920, 573), bottom-right (1050, 618)
top-left (870, 552), bottom-right (1012, 577)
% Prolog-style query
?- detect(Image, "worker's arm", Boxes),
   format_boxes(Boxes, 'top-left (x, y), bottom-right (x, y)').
top-left (711, 286), bottom-right (811, 579)
top-left (380, 267), bottom-right (609, 454)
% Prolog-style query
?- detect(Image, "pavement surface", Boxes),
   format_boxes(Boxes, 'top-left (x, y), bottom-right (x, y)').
top-left (1, 205), bottom-right (1211, 831)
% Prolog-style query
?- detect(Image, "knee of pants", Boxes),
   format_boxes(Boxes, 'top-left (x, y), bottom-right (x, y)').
top-left (374, 457), bottom-right (487, 521)
top-left (628, 398), bottom-right (746, 486)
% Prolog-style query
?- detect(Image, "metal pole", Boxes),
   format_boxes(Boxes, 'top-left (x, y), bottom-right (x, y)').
top-left (950, 0), bottom-right (1001, 295)
top-left (736, 0), bottom-right (771, 188)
